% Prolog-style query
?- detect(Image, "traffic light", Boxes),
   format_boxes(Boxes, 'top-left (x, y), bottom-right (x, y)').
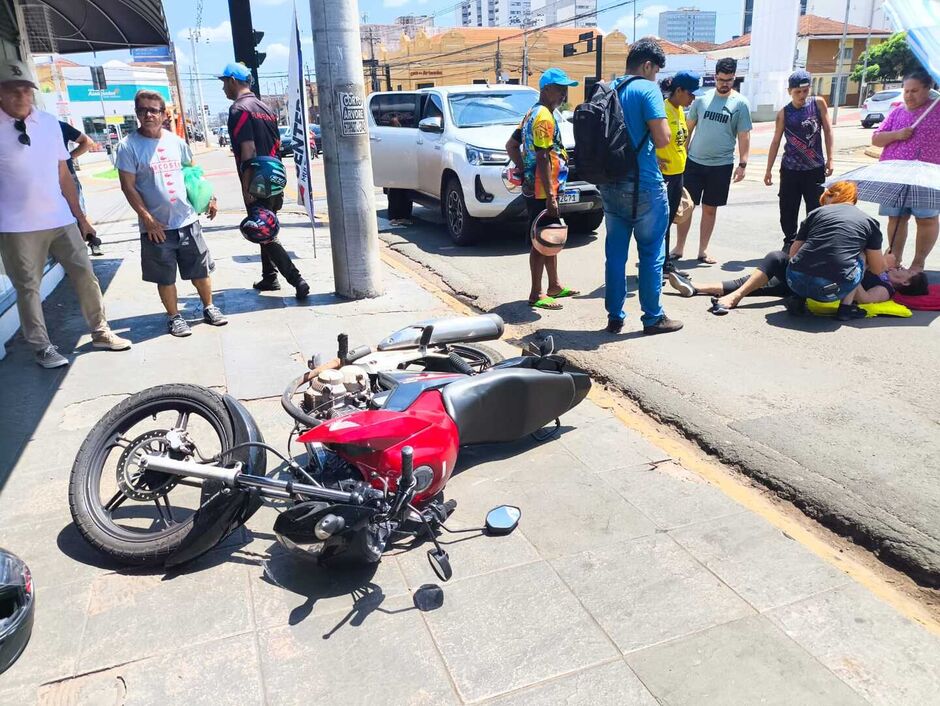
top-left (563, 43), bottom-right (577, 57)
top-left (228, 0), bottom-right (265, 92)
top-left (91, 66), bottom-right (107, 91)
top-left (251, 30), bottom-right (266, 69)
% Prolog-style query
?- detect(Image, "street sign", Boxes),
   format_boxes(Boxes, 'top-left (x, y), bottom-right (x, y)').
top-left (338, 90), bottom-right (365, 136)
top-left (130, 46), bottom-right (172, 62)
top-left (105, 115), bottom-right (124, 125)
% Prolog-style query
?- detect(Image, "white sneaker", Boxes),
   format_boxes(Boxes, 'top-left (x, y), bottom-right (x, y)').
top-left (91, 330), bottom-right (132, 351)
top-left (36, 345), bottom-right (69, 368)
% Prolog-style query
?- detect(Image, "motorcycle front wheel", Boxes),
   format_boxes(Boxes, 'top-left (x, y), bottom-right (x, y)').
top-left (68, 384), bottom-right (235, 567)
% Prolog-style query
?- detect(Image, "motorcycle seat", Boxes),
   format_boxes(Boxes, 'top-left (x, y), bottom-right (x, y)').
top-left (441, 368), bottom-right (584, 446)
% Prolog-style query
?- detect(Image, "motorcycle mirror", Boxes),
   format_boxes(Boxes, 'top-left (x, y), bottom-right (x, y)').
top-left (418, 324), bottom-right (434, 350)
top-left (484, 505), bottom-right (521, 536)
top-left (427, 548), bottom-right (453, 582)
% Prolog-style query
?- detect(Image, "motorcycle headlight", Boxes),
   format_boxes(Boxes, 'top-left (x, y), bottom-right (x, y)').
top-left (466, 145), bottom-right (510, 166)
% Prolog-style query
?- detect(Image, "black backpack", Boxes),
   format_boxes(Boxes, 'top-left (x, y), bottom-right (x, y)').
top-left (572, 76), bottom-right (650, 215)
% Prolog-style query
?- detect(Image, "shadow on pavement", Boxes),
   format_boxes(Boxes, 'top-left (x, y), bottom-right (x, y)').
top-left (0, 257), bottom-right (121, 492)
top-left (765, 307), bottom-right (940, 331)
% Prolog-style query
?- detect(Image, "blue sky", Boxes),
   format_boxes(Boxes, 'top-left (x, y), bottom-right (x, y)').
top-left (69, 0), bottom-right (749, 115)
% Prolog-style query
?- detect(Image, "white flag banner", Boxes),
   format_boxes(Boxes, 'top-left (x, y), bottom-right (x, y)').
top-left (287, 5), bottom-right (316, 254)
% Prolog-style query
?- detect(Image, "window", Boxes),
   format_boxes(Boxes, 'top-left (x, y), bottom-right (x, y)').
top-left (370, 94), bottom-right (419, 128)
top-left (447, 90), bottom-right (538, 128)
top-left (472, 79), bottom-right (488, 85)
top-left (416, 82), bottom-right (434, 89)
top-left (421, 94), bottom-right (444, 122)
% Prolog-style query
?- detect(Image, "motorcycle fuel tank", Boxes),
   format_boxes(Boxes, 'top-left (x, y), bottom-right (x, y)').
top-left (376, 313), bottom-right (504, 351)
top-left (298, 390), bottom-right (459, 502)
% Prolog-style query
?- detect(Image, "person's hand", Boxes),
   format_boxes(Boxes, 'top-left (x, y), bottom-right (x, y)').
top-left (825, 159), bottom-right (834, 177)
top-left (733, 166), bottom-right (746, 183)
top-left (142, 213), bottom-right (166, 243)
top-left (895, 126), bottom-right (914, 141)
top-left (78, 217), bottom-right (96, 240)
top-left (658, 157), bottom-right (669, 172)
top-left (546, 195), bottom-right (560, 219)
top-left (763, 171), bottom-right (773, 186)
top-left (207, 197), bottom-right (218, 221)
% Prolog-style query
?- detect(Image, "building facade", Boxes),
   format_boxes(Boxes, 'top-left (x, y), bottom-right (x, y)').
top-left (460, 0), bottom-right (531, 27)
top-left (531, 0), bottom-right (597, 28)
top-left (743, 0), bottom-right (889, 36)
top-left (658, 7), bottom-right (716, 44)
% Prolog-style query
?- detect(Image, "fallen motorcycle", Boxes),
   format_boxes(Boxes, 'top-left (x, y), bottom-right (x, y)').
top-left (68, 316), bottom-right (590, 580)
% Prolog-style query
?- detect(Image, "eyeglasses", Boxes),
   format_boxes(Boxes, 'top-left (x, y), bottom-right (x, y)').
top-left (715, 77), bottom-right (735, 85)
top-left (13, 118), bottom-right (29, 146)
top-left (135, 106), bottom-right (164, 116)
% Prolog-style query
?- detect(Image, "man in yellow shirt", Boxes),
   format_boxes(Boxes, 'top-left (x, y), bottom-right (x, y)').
top-left (656, 71), bottom-right (700, 277)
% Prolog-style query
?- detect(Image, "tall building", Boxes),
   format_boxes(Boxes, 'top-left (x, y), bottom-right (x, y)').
top-left (742, 0), bottom-right (888, 36)
top-left (658, 7), bottom-right (716, 44)
top-left (531, 0), bottom-right (597, 28)
top-left (460, 0), bottom-right (529, 27)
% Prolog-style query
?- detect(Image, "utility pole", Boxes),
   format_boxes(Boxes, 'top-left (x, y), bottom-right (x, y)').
top-left (832, 0), bottom-right (851, 125)
top-left (309, 0), bottom-right (383, 298)
top-left (858, 0), bottom-right (876, 107)
top-left (188, 30), bottom-right (210, 146)
top-left (595, 34), bottom-right (604, 85)
top-left (170, 41), bottom-right (191, 144)
top-left (495, 37), bottom-right (503, 83)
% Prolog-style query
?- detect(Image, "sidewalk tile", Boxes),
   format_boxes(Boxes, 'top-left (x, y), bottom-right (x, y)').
top-left (0, 518), bottom-right (113, 589)
top-left (36, 632), bottom-right (263, 706)
top-left (77, 560), bottom-right (252, 671)
top-left (257, 594), bottom-right (458, 706)
top-left (600, 461), bottom-right (746, 530)
top-left (552, 534), bottom-right (754, 654)
top-left (670, 513), bottom-right (851, 611)
top-left (560, 416), bottom-right (673, 469)
top-left (0, 581), bottom-right (90, 692)
top-left (482, 659), bottom-right (657, 705)
top-left (250, 549), bottom-right (410, 630)
top-left (768, 583), bottom-right (940, 706)
top-left (0, 467), bottom-right (72, 531)
top-left (421, 560), bottom-right (615, 702)
top-left (221, 313), bottom-right (302, 399)
top-left (626, 615), bottom-right (866, 705)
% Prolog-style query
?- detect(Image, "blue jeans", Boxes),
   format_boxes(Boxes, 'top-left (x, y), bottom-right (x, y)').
top-left (598, 180), bottom-right (668, 326)
top-left (786, 258), bottom-right (863, 302)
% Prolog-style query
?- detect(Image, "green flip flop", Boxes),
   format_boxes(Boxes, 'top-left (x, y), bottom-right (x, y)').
top-left (548, 287), bottom-right (580, 299)
top-left (529, 296), bottom-right (563, 310)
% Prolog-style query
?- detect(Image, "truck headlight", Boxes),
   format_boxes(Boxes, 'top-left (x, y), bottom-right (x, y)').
top-left (466, 145), bottom-right (509, 166)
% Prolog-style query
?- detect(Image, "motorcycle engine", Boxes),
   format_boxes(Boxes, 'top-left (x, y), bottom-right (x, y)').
top-left (303, 365), bottom-right (370, 420)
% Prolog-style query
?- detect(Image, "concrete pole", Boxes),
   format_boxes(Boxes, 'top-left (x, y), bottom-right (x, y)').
top-left (857, 0), bottom-right (876, 108)
top-left (831, 0), bottom-right (851, 125)
top-left (309, 0), bottom-right (383, 299)
top-left (189, 31), bottom-right (211, 147)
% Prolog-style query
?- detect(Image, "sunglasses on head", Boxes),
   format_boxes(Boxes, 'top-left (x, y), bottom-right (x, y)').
top-left (13, 118), bottom-right (29, 146)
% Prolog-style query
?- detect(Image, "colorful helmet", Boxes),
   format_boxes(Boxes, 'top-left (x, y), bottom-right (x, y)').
top-left (239, 206), bottom-right (280, 244)
top-left (243, 156), bottom-right (287, 199)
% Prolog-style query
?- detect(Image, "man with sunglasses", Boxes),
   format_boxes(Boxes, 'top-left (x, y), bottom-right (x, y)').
top-left (116, 90), bottom-right (227, 337)
top-left (0, 59), bottom-right (130, 368)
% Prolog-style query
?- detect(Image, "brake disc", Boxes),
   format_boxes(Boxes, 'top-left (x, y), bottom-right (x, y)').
top-left (115, 429), bottom-right (181, 501)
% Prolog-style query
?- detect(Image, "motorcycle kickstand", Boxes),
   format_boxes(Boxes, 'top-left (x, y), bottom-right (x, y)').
top-left (531, 418), bottom-right (561, 442)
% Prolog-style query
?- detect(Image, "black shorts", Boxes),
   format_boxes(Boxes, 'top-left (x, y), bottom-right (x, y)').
top-left (683, 159), bottom-right (734, 208)
top-left (140, 221), bottom-right (214, 285)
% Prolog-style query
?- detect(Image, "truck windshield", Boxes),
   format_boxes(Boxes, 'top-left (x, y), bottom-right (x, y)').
top-left (448, 91), bottom-right (539, 128)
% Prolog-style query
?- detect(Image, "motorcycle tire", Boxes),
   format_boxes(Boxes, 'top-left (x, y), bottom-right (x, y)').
top-left (68, 384), bottom-right (235, 567)
top-left (446, 343), bottom-right (504, 372)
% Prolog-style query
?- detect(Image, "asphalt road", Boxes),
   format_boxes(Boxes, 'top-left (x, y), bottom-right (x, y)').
top-left (372, 119), bottom-right (940, 586)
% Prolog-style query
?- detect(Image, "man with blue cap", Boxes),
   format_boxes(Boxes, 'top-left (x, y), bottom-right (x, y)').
top-left (220, 62), bottom-right (309, 299)
top-left (505, 67), bottom-right (581, 310)
top-left (763, 69), bottom-right (833, 249)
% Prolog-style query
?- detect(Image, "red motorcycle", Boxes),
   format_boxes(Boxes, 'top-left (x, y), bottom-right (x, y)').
top-left (69, 318), bottom-right (590, 581)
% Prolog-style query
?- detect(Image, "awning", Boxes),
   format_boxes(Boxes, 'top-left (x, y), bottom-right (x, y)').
top-left (20, 0), bottom-right (170, 54)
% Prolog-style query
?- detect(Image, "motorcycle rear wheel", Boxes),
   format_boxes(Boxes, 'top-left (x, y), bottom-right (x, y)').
top-left (68, 384), bottom-right (235, 567)
top-left (435, 342), bottom-right (504, 373)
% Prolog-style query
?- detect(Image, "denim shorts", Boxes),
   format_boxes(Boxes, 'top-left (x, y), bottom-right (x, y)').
top-left (786, 258), bottom-right (863, 302)
top-left (878, 204), bottom-right (940, 219)
top-left (140, 220), bottom-right (214, 285)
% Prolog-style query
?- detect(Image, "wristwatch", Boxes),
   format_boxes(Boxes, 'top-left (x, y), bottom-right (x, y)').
top-left (738, 162), bottom-right (747, 168)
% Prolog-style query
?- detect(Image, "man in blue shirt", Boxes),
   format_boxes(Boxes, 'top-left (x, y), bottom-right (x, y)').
top-left (600, 38), bottom-right (683, 335)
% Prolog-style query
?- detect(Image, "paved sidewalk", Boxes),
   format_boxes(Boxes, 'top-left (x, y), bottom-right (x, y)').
top-left (0, 209), bottom-right (938, 705)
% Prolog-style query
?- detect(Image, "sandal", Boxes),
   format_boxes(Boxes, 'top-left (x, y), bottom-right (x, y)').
top-left (547, 287), bottom-right (580, 299)
top-left (698, 254), bottom-right (717, 265)
top-left (708, 297), bottom-right (730, 316)
top-left (529, 296), bottom-right (563, 310)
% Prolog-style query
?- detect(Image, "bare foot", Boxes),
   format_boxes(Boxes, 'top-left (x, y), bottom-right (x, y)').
top-left (716, 293), bottom-right (739, 310)
top-left (698, 254), bottom-right (717, 265)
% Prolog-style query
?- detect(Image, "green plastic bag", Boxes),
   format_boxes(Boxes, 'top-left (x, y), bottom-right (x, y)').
top-left (183, 165), bottom-right (214, 214)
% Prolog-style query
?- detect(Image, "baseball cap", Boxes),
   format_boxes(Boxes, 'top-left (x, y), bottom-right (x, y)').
top-left (788, 69), bottom-right (812, 89)
top-left (539, 68), bottom-right (578, 90)
top-left (0, 60), bottom-right (37, 88)
top-left (671, 70), bottom-right (701, 92)
top-left (218, 62), bottom-right (252, 82)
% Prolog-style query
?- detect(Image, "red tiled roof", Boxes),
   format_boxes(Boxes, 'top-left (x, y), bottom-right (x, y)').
top-left (712, 14), bottom-right (892, 51)
top-left (655, 37), bottom-right (698, 55)
top-left (685, 41), bottom-right (718, 51)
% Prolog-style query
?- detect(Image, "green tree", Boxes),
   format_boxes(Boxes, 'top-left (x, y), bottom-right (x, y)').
top-left (850, 32), bottom-right (924, 83)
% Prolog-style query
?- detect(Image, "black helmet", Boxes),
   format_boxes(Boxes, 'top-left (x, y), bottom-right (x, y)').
top-left (0, 548), bottom-right (34, 675)
top-left (243, 156), bottom-right (287, 199)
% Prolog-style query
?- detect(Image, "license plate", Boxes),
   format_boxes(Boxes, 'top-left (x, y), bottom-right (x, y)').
top-left (870, 113), bottom-right (883, 119)
top-left (559, 190), bottom-right (579, 205)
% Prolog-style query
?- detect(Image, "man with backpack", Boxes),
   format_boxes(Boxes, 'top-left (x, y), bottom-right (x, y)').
top-left (576, 38), bottom-right (682, 335)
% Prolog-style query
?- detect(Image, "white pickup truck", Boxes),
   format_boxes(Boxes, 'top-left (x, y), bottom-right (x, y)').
top-left (366, 84), bottom-right (604, 245)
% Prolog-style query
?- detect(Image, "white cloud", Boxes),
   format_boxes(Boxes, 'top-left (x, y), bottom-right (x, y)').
top-left (256, 0), bottom-right (290, 4)
top-left (265, 42), bottom-right (290, 58)
top-left (174, 47), bottom-right (190, 66)
top-left (383, 0), bottom-right (410, 7)
top-left (176, 20), bottom-right (232, 44)
top-left (613, 3), bottom-right (669, 38)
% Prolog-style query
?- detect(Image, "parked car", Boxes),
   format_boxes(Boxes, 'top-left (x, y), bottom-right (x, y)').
top-left (278, 125), bottom-right (293, 157)
top-left (861, 87), bottom-right (939, 128)
top-left (366, 84), bottom-right (604, 245)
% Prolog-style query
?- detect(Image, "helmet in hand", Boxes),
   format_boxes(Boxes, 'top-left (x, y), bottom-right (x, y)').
top-left (239, 205), bottom-right (280, 244)
top-left (243, 156), bottom-right (287, 199)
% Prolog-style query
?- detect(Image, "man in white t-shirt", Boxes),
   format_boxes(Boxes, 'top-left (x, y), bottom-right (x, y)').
top-left (0, 60), bottom-right (130, 368)
top-left (116, 90), bottom-right (226, 337)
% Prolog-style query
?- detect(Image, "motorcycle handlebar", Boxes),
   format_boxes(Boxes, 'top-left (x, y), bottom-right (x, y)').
top-left (281, 374), bottom-right (323, 429)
